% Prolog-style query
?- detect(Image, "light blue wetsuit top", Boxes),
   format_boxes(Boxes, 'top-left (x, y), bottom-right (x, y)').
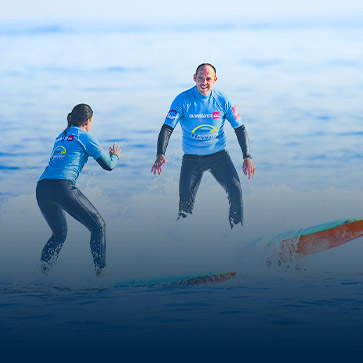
top-left (39, 126), bottom-right (118, 183)
top-left (163, 86), bottom-right (243, 155)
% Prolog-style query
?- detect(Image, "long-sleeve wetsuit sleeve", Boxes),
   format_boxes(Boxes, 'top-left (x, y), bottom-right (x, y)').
top-left (96, 150), bottom-right (119, 171)
top-left (157, 124), bottom-right (174, 155)
top-left (235, 125), bottom-right (252, 159)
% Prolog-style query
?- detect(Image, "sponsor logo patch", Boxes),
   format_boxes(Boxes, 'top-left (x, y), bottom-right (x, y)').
top-left (232, 105), bottom-right (240, 120)
top-left (166, 110), bottom-right (177, 120)
top-left (213, 112), bottom-right (220, 119)
top-left (189, 113), bottom-right (213, 119)
top-left (67, 135), bottom-right (74, 141)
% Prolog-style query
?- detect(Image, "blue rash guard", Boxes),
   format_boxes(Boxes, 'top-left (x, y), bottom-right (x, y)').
top-left (163, 86), bottom-right (243, 155)
top-left (39, 126), bottom-right (118, 183)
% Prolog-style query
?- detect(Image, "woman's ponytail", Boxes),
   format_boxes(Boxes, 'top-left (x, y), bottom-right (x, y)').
top-left (62, 105), bottom-right (93, 139)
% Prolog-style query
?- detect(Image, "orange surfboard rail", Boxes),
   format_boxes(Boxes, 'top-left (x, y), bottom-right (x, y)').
top-left (296, 219), bottom-right (363, 255)
top-left (181, 271), bottom-right (237, 286)
top-left (114, 271), bottom-right (237, 288)
top-left (276, 219), bottom-right (363, 257)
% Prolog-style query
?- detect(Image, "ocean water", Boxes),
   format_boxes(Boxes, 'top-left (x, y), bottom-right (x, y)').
top-left (1, 20), bottom-right (363, 361)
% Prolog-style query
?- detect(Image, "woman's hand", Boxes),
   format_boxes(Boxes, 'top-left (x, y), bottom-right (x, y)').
top-left (109, 142), bottom-right (121, 159)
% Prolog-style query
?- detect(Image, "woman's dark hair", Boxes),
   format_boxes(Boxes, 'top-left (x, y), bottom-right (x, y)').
top-left (63, 103), bottom-right (93, 138)
top-left (195, 63), bottom-right (217, 76)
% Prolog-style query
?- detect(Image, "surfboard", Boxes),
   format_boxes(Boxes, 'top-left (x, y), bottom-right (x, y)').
top-left (114, 271), bottom-right (236, 288)
top-left (267, 218), bottom-right (363, 260)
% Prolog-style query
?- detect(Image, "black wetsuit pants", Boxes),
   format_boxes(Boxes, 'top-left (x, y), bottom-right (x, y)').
top-left (179, 150), bottom-right (243, 226)
top-left (36, 179), bottom-right (106, 271)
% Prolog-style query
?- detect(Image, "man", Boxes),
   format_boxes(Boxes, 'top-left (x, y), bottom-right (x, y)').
top-left (151, 63), bottom-right (256, 228)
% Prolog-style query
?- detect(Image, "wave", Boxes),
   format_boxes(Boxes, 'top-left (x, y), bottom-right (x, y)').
top-left (1, 182), bottom-right (363, 287)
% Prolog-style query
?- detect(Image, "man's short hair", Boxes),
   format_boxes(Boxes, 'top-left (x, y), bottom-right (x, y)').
top-left (195, 63), bottom-right (217, 76)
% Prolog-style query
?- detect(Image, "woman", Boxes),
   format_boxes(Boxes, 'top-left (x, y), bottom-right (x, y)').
top-left (36, 104), bottom-right (121, 276)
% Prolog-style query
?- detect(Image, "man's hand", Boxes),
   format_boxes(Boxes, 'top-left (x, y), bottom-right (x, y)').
top-left (243, 157), bottom-right (256, 180)
top-left (151, 154), bottom-right (167, 175)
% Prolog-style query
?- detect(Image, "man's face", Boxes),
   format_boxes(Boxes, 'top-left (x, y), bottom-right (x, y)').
top-left (194, 65), bottom-right (217, 96)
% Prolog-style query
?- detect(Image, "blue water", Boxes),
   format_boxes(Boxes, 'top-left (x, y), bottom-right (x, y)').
top-left (2, 273), bottom-right (363, 360)
top-left (1, 19), bottom-right (363, 361)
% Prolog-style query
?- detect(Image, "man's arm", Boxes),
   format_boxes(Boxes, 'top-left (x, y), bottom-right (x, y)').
top-left (234, 125), bottom-right (251, 159)
top-left (234, 125), bottom-right (256, 179)
top-left (151, 124), bottom-right (174, 175)
top-left (157, 124), bottom-right (174, 155)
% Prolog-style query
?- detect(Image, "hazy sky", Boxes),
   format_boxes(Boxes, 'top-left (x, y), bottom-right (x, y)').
top-left (1, 0), bottom-right (362, 24)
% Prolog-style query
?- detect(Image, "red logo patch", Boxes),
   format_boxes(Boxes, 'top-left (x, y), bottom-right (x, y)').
top-left (213, 112), bottom-right (220, 119)
top-left (166, 110), bottom-right (177, 120)
top-left (232, 105), bottom-right (240, 120)
top-left (67, 135), bottom-right (74, 141)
